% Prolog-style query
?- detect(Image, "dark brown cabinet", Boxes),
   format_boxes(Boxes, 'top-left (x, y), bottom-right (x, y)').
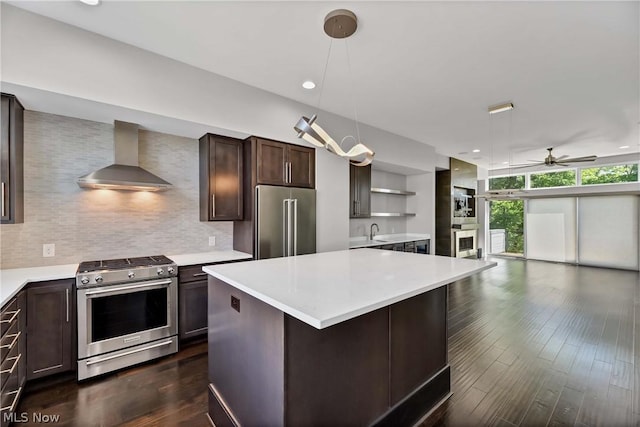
top-left (178, 264), bottom-right (208, 341)
top-left (256, 137), bottom-right (315, 188)
top-left (199, 134), bottom-right (244, 221)
top-left (1, 93), bottom-right (24, 224)
top-left (26, 280), bottom-right (75, 380)
top-left (349, 164), bottom-right (371, 218)
top-left (0, 291), bottom-right (26, 427)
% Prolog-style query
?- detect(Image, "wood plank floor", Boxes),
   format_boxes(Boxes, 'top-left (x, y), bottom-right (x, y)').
top-left (17, 257), bottom-right (640, 426)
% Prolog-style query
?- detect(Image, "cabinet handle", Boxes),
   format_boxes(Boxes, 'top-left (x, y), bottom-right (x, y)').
top-left (0, 331), bottom-right (21, 350)
top-left (0, 387), bottom-right (21, 412)
top-left (192, 272), bottom-right (207, 277)
top-left (1, 181), bottom-right (5, 217)
top-left (0, 309), bottom-right (20, 324)
top-left (287, 162), bottom-right (292, 184)
top-left (0, 353), bottom-right (21, 375)
top-left (283, 162), bottom-right (287, 183)
top-left (66, 288), bottom-right (70, 323)
top-left (211, 194), bottom-right (216, 218)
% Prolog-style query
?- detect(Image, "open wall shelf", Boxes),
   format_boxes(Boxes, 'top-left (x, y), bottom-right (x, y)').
top-left (371, 187), bottom-right (416, 196)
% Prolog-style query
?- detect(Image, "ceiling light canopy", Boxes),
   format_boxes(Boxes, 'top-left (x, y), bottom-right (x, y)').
top-left (293, 9), bottom-right (374, 167)
top-left (79, 0), bottom-right (101, 5)
top-left (488, 102), bottom-right (514, 115)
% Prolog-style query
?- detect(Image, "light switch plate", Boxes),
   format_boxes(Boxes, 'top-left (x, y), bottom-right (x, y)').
top-left (43, 243), bottom-right (55, 257)
top-left (209, 236), bottom-right (216, 246)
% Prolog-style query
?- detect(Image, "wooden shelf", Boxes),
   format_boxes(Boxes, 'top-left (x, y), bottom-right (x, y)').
top-left (371, 187), bottom-right (416, 196)
top-left (371, 212), bottom-right (416, 217)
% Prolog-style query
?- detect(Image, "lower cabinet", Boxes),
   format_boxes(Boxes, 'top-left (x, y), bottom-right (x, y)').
top-left (0, 291), bottom-right (26, 427)
top-left (26, 280), bottom-right (75, 380)
top-left (179, 264), bottom-right (209, 341)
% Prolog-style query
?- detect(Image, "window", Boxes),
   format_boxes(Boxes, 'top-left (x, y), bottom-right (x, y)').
top-left (489, 175), bottom-right (525, 190)
top-left (580, 164), bottom-right (638, 185)
top-left (530, 170), bottom-right (576, 188)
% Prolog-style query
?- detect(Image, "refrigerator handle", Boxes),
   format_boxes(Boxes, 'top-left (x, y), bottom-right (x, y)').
top-left (292, 199), bottom-right (298, 256)
top-left (283, 199), bottom-right (288, 257)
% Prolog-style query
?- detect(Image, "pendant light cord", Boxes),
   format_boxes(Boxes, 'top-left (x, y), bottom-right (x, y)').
top-left (345, 38), bottom-right (362, 144)
top-left (316, 38), bottom-right (334, 115)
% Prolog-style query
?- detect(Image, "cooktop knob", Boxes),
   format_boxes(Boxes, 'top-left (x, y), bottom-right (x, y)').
top-left (157, 268), bottom-right (165, 276)
top-left (128, 271), bottom-right (135, 279)
top-left (95, 275), bottom-right (103, 283)
top-left (167, 266), bottom-right (175, 274)
top-left (80, 276), bottom-right (89, 285)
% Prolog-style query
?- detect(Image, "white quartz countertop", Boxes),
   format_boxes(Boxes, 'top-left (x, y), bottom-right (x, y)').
top-left (167, 250), bottom-right (252, 266)
top-left (204, 249), bottom-right (495, 329)
top-left (348, 233), bottom-right (431, 249)
top-left (0, 250), bottom-right (252, 307)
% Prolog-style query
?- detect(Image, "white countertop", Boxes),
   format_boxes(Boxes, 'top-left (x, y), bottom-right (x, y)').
top-left (348, 233), bottom-right (431, 249)
top-left (167, 250), bottom-right (252, 266)
top-left (204, 249), bottom-right (495, 329)
top-left (0, 250), bottom-right (252, 307)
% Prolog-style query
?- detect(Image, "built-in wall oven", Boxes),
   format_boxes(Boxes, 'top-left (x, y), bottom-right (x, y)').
top-left (76, 256), bottom-right (178, 381)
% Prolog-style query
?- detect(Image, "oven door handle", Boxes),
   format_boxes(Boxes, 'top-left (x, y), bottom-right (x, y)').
top-left (84, 279), bottom-right (173, 297)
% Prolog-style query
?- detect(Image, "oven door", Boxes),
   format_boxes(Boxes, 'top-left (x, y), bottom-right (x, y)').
top-left (77, 278), bottom-right (178, 359)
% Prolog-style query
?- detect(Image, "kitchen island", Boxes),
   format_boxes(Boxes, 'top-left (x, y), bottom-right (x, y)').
top-left (204, 249), bottom-right (496, 426)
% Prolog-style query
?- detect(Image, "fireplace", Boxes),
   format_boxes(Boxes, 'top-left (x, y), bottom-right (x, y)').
top-left (454, 229), bottom-right (477, 258)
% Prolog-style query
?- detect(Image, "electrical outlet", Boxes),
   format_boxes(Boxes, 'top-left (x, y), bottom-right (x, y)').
top-left (209, 236), bottom-right (216, 246)
top-left (43, 243), bottom-right (55, 257)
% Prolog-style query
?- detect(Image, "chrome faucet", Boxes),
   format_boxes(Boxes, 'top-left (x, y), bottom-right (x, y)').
top-left (370, 223), bottom-right (379, 240)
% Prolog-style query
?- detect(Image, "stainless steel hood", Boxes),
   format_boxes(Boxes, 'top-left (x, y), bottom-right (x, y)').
top-left (77, 121), bottom-right (171, 191)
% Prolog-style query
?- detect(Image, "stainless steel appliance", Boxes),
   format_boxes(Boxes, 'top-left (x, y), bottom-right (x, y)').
top-left (76, 255), bottom-right (178, 380)
top-left (255, 185), bottom-right (316, 260)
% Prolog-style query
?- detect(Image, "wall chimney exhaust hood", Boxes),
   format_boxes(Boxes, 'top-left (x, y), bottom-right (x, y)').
top-left (77, 121), bottom-right (171, 191)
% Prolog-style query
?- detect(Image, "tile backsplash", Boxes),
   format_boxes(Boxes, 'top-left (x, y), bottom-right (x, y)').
top-left (0, 111), bottom-right (233, 268)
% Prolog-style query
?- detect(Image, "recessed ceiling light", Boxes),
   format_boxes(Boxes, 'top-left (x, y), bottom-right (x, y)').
top-left (619, 145), bottom-right (630, 149)
top-left (80, 0), bottom-right (101, 5)
top-left (302, 80), bottom-right (316, 90)
top-left (472, 149), bottom-right (480, 153)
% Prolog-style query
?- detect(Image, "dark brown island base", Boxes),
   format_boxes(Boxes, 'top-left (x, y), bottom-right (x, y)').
top-left (204, 249), bottom-right (495, 426)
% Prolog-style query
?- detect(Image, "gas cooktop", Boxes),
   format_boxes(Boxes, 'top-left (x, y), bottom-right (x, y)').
top-left (77, 255), bottom-right (174, 273)
top-left (76, 255), bottom-right (177, 288)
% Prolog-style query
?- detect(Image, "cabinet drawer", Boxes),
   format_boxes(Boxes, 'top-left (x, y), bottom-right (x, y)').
top-left (0, 299), bottom-right (19, 337)
top-left (0, 340), bottom-right (20, 391)
top-left (404, 242), bottom-right (416, 252)
top-left (179, 264), bottom-right (208, 283)
top-left (0, 321), bottom-right (20, 362)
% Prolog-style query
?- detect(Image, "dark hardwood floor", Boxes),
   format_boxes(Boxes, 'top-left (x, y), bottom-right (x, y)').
top-left (17, 258), bottom-right (640, 426)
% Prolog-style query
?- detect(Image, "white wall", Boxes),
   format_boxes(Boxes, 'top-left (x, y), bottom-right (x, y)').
top-left (0, 4), bottom-right (438, 256)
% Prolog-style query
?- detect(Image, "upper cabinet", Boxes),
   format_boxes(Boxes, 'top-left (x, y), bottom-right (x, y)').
top-left (199, 134), bottom-right (244, 221)
top-left (349, 164), bottom-right (371, 218)
top-left (1, 93), bottom-right (24, 224)
top-left (256, 138), bottom-right (315, 188)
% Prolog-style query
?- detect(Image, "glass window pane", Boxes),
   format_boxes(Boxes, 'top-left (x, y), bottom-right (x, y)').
top-left (580, 164), bottom-right (638, 185)
top-left (489, 175), bottom-right (525, 190)
top-left (530, 170), bottom-right (576, 188)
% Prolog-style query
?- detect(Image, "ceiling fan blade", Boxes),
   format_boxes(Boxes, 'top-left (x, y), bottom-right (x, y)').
top-left (555, 155), bottom-right (569, 161)
top-left (561, 155), bottom-right (597, 163)
top-left (553, 163), bottom-right (570, 167)
top-left (507, 162), bottom-right (546, 169)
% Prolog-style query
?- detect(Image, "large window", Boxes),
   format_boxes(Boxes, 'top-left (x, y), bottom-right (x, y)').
top-left (581, 164), bottom-right (638, 185)
top-left (489, 175), bottom-right (525, 190)
top-left (530, 170), bottom-right (576, 188)
top-left (489, 200), bottom-right (524, 255)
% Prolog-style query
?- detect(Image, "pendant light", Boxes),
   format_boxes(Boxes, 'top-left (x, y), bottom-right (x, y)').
top-left (293, 9), bottom-right (374, 167)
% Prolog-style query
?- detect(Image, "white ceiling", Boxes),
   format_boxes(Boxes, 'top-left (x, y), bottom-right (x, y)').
top-left (6, 0), bottom-right (640, 169)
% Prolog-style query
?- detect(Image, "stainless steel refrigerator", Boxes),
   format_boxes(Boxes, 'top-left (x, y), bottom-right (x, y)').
top-left (255, 185), bottom-right (316, 260)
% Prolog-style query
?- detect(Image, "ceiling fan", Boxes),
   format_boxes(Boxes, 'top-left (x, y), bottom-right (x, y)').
top-left (511, 147), bottom-right (597, 169)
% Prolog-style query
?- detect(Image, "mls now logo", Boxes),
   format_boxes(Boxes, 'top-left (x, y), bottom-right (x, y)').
top-left (3, 412), bottom-right (61, 423)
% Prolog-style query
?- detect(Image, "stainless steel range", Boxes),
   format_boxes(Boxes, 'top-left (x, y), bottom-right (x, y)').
top-left (76, 255), bottom-right (178, 381)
